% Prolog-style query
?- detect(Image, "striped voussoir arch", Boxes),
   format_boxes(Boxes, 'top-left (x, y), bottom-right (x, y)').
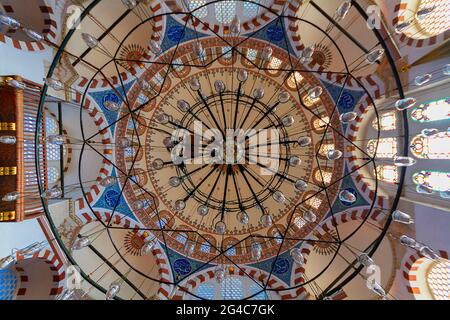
top-left (171, 266), bottom-right (296, 300)
top-left (71, 95), bottom-right (114, 215)
top-left (345, 95), bottom-right (389, 209)
top-left (164, 0), bottom-right (285, 35)
top-left (401, 249), bottom-right (449, 299)
top-left (73, 209), bottom-right (173, 300)
top-left (14, 248), bottom-right (66, 298)
top-left (392, 2), bottom-right (450, 48)
top-left (291, 207), bottom-right (385, 299)
top-left (0, 1), bottom-right (57, 51)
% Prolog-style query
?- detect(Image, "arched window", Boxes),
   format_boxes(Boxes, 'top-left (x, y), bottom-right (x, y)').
top-left (375, 165), bottom-right (399, 183)
top-left (314, 167), bottom-right (332, 185)
top-left (157, 218), bottom-right (167, 229)
top-left (294, 216), bottom-right (306, 229)
top-left (246, 49), bottom-right (258, 61)
top-left (411, 97), bottom-right (450, 123)
top-left (222, 46), bottom-right (232, 59)
top-left (172, 58), bottom-right (184, 72)
top-left (176, 232), bottom-right (188, 245)
top-left (318, 143), bottom-right (334, 157)
top-left (410, 131), bottom-right (450, 159)
top-left (225, 244), bottom-right (236, 256)
top-left (273, 231), bottom-right (283, 244)
top-left (426, 260), bottom-right (450, 300)
top-left (287, 72), bottom-right (304, 89)
top-left (268, 57), bottom-right (282, 74)
top-left (193, 275), bottom-right (270, 300)
top-left (413, 171), bottom-right (450, 192)
top-left (45, 116), bottom-right (59, 135)
top-left (372, 111), bottom-right (396, 131)
top-left (189, 0), bottom-right (208, 19)
top-left (307, 197), bottom-right (322, 210)
top-left (312, 116), bottom-right (330, 133)
top-left (0, 268), bottom-right (18, 300)
top-left (200, 242), bottom-right (211, 253)
top-left (367, 138), bottom-right (398, 158)
top-left (215, 1), bottom-right (236, 24)
top-left (243, 0), bottom-right (261, 18)
top-left (416, 0), bottom-right (450, 37)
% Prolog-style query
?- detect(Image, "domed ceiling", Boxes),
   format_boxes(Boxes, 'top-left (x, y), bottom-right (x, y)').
top-left (38, 0), bottom-right (404, 300)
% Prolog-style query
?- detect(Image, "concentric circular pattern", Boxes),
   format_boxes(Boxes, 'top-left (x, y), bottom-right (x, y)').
top-left (114, 36), bottom-right (345, 263)
top-left (37, 0), bottom-right (405, 300)
top-left (427, 261), bottom-right (450, 300)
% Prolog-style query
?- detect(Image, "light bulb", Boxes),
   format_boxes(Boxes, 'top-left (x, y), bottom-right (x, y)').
top-left (307, 86), bottom-right (323, 100)
top-left (122, 0), bottom-right (138, 9)
top-left (174, 200), bottom-right (186, 211)
top-left (395, 97), bottom-right (416, 111)
top-left (253, 87), bottom-right (265, 99)
top-left (290, 248), bottom-right (305, 265)
top-left (132, 200), bottom-right (145, 211)
top-left (251, 242), bottom-right (262, 261)
top-left (416, 184), bottom-right (434, 195)
top-left (444, 64), bottom-right (450, 76)
top-left (236, 211), bottom-right (249, 225)
top-left (142, 239), bottom-right (156, 254)
top-left (392, 210), bottom-right (414, 224)
top-left (272, 191), bottom-right (286, 204)
top-left (339, 112), bottom-right (357, 123)
top-left (230, 15), bottom-right (241, 35)
top-left (421, 128), bottom-right (438, 137)
top-left (303, 210), bottom-right (316, 223)
top-left (336, 0), bottom-right (352, 20)
top-left (41, 187), bottom-right (63, 199)
top-left (395, 21), bottom-right (411, 34)
top-left (0, 136), bottom-right (16, 145)
top-left (419, 246), bottom-right (439, 260)
top-left (366, 49), bottom-right (384, 64)
top-left (289, 156), bottom-right (301, 167)
top-left (177, 100), bottom-right (190, 112)
top-left (47, 135), bottom-right (66, 145)
top-left (339, 189), bottom-right (356, 204)
top-left (58, 289), bottom-right (75, 300)
top-left (45, 77), bottom-right (64, 91)
top-left (399, 235), bottom-right (417, 248)
top-left (72, 236), bottom-right (91, 250)
top-left (197, 205), bottom-right (209, 216)
top-left (260, 214), bottom-right (273, 227)
top-left (294, 179), bottom-right (308, 192)
top-left (0, 14), bottom-right (20, 30)
top-left (215, 221), bottom-right (226, 235)
top-left (214, 266), bottom-right (226, 283)
top-left (2, 191), bottom-right (19, 202)
top-left (214, 80), bottom-right (226, 93)
top-left (278, 91), bottom-right (290, 103)
top-left (261, 47), bottom-right (273, 62)
top-left (106, 281), bottom-right (121, 300)
top-left (298, 136), bottom-right (312, 147)
top-left (169, 176), bottom-right (182, 187)
top-left (149, 40), bottom-right (161, 55)
top-left (0, 255), bottom-right (16, 270)
top-left (281, 115), bottom-right (295, 127)
top-left (326, 149), bottom-right (343, 161)
top-left (24, 29), bottom-right (44, 42)
top-left (414, 74), bottom-right (432, 86)
top-left (237, 69), bottom-right (248, 82)
top-left (189, 78), bottom-right (201, 91)
top-left (358, 253), bottom-right (375, 267)
top-left (368, 281), bottom-right (386, 298)
top-left (6, 78), bottom-right (26, 90)
top-left (152, 158), bottom-right (164, 170)
top-left (81, 33), bottom-right (99, 49)
top-left (393, 156), bottom-right (416, 167)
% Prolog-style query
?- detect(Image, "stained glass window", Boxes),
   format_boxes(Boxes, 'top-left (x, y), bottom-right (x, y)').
top-left (413, 171), bottom-right (450, 192)
top-left (243, 0), bottom-right (261, 18)
top-left (416, 0), bottom-right (450, 37)
top-left (268, 57), bottom-right (282, 74)
top-left (222, 277), bottom-right (244, 300)
top-left (200, 242), bottom-right (211, 253)
top-left (0, 268), bottom-right (18, 300)
top-left (246, 49), bottom-right (258, 61)
top-left (427, 260), bottom-right (450, 300)
top-left (189, 0), bottom-right (208, 19)
top-left (249, 282), bottom-right (268, 300)
top-left (157, 218), bottom-right (167, 229)
top-left (222, 46), bottom-right (232, 59)
top-left (226, 244), bottom-right (236, 256)
top-left (273, 231), bottom-right (283, 244)
top-left (410, 131), bottom-right (450, 160)
top-left (48, 166), bottom-right (60, 184)
top-left (375, 165), bottom-right (399, 183)
top-left (313, 116), bottom-right (330, 132)
top-left (367, 138), bottom-right (398, 158)
top-left (318, 143), bottom-right (334, 157)
top-left (294, 216), bottom-right (306, 229)
top-left (411, 97), bottom-right (450, 123)
top-left (125, 146), bottom-right (136, 158)
top-left (372, 111), bottom-right (396, 131)
top-left (47, 144), bottom-right (61, 161)
top-left (46, 117), bottom-right (58, 134)
top-left (172, 58), bottom-right (184, 72)
top-left (307, 197), bottom-right (322, 210)
top-left (287, 72), bottom-right (304, 89)
top-left (314, 168), bottom-right (332, 184)
top-left (176, 233), bottom-right (188, 244)
top-left (196, 283), bottom-right (215, 300)
top-left (215, 1), bottom-right (236, 24)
